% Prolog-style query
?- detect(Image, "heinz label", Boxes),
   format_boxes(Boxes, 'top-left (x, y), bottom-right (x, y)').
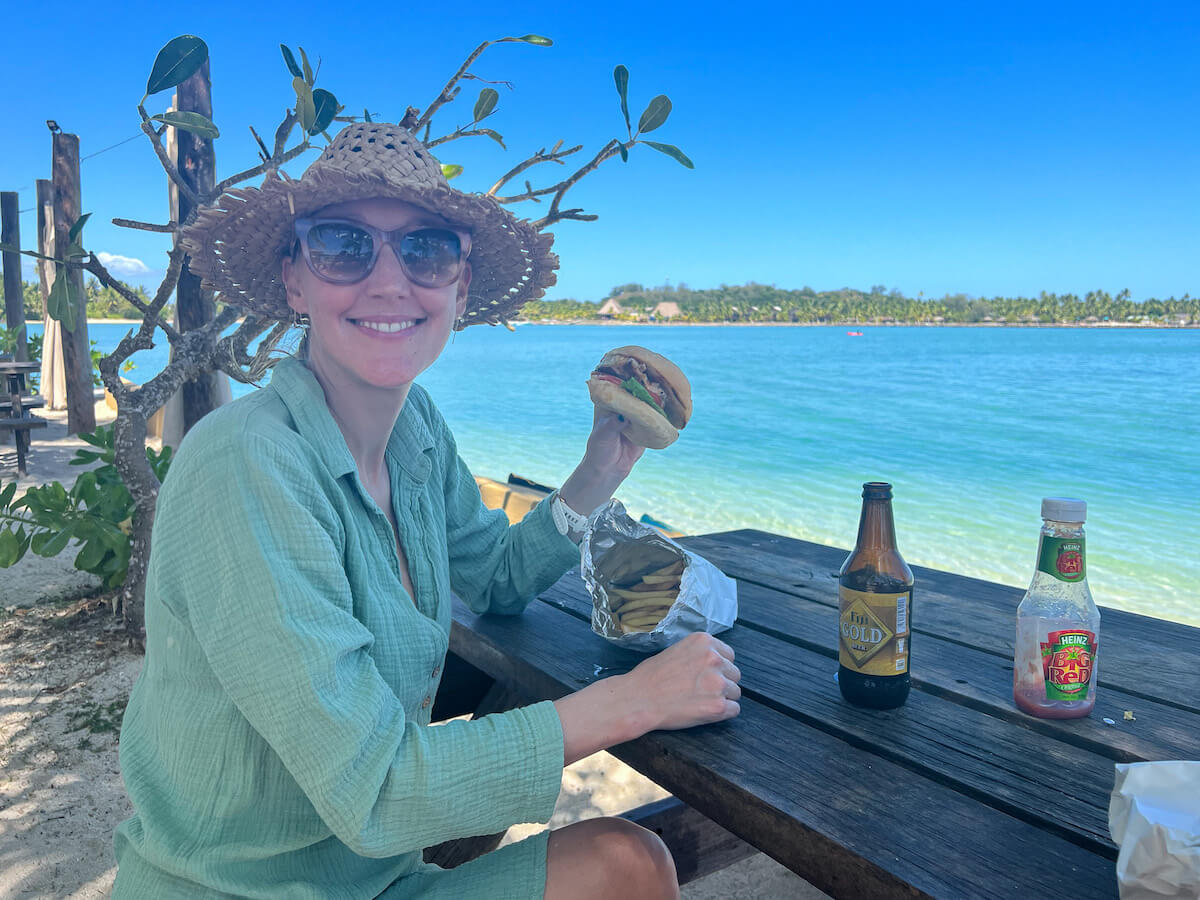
top-left (1038, 536), bottom-right (1086, 582)
top-left (838, 587), bottom-right (910, 676)
top-left (1039, 630), bottom-right (1097, 700)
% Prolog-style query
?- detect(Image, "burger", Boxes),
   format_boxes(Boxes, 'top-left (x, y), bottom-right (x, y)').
top-left (587, 346), bottom-right (692, 449)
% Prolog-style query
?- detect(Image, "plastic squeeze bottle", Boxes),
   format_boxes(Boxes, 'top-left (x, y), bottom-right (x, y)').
top-left (1013, 498), bottom-right (1100, 719)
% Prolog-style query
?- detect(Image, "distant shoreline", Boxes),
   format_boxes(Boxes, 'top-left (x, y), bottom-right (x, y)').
top-left (515, 319), bottom-right (1199, 329)
top-left (69, 318), bottom-right (1198, 329)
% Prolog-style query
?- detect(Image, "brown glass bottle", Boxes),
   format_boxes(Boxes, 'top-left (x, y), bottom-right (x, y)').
top-left (837, 482), bottom-right (914, 709)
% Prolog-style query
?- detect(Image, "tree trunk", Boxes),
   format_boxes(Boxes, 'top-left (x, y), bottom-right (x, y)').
top-left (111, 406), bottom-right (158, 640)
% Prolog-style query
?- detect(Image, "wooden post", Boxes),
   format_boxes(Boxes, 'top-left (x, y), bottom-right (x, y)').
top-left (0, 192), bottom-right (26, 361)
top-left (37, 179), bottom-right (66, 410)
top-left (166, 58), bottom-right (229, 439)
top-left (52, 130), bottom-right (96, 434)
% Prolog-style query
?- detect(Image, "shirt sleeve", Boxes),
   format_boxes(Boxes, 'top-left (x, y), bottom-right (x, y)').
top-left (430, 411), bottom-right (581, 615)
top-left (167, 426), bottom-right (564, 858)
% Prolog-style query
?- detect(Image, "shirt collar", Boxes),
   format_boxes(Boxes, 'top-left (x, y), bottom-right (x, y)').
top-left (270, 356), bottom-right (435, 483)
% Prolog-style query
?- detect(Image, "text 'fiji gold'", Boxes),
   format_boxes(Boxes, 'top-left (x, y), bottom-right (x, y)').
top-left (839, 598), bottom-right (894, 667)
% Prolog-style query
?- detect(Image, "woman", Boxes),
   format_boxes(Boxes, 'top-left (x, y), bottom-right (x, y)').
top-left (112, 122), bottom-right (740, 899)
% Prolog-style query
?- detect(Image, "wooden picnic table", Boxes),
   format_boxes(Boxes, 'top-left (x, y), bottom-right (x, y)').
top-left (0, 360), bottom-right (47, 475)
top-left (446, 528), bottom-right (1200, 899)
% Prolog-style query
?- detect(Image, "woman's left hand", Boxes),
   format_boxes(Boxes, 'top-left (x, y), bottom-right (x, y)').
top-left (557, 410), bottom-right (646, 519)
top-left (583, 409), bottom-right (646, 483)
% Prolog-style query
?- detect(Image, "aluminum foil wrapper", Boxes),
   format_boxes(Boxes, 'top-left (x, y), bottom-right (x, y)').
top-left (581, 500), bottom-right (738, 653)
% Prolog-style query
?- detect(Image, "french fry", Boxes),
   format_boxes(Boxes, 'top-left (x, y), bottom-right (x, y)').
top-left (610, 587), bottom-right (678, 600)
top-left (620, 622), bottom-right (656, 634)
top-left (616, 600), bottom-right (671, 617)
top-left (621, 613), bottom-right (667, 627)
top-left (639, 574), bottom-right (680, 584)
top-left (646, 560), bottom-right (685, 577)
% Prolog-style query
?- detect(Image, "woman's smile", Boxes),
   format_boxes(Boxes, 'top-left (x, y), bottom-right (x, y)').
top-left (347, 315), bottom-right (425, 336)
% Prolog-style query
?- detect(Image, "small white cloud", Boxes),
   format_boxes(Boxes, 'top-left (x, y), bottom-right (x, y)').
top-left (96, 252), bottom-right (151, 277)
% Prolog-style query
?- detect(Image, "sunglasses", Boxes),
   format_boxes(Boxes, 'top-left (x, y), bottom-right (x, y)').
top-left (293, 218), bottom-right (471, 288)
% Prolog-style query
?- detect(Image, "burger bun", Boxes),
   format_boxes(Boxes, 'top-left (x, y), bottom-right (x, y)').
top-left (588, 378), bottom-right (680, 449)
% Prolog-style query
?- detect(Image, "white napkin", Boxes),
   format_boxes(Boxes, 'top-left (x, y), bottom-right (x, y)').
top-left (1109, 761), bottom-right (1200, 899)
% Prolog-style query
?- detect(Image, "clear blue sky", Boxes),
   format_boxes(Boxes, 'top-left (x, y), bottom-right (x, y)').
top-left (2, 0), bottom-right (1196, 303)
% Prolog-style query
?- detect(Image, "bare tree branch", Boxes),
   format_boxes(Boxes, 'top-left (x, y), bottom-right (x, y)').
top-left (414, 40), bottom-right (492, 133)
top-left (488, 143), bottom-right (582, 197)
top-left (460, 74), bottom-right (515, 89)
top-left (138, 104), bottom-right (201, 209)
top-left (536, 139), bottom-right (630, 229)
top-left (248, 125), bottom-right (271, 162)
top-left (426, 127), bottom-right (498, 149)
top-left (113, 218), bottom-right (176, 233)
top-left (82, 255), bottom-right (179, 341)
top-left (211, 138), bottom-right (310, 199)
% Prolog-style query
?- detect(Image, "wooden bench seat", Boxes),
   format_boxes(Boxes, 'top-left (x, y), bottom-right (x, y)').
top-left (0, 409), bottom-right (49, 476)
top-left (0, 395), bottom-right (46, 414)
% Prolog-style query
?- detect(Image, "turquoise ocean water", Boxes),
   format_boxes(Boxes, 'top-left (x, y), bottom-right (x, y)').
top-left (44, 322), bottom-right (1200, 627)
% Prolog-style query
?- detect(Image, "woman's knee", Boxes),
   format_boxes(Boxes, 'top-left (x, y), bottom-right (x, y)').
top-left (546, 817), bottom-right (678, 899)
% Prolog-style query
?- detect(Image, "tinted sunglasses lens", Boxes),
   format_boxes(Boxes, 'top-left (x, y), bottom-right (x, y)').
top-left (400, 229), bottom-right (463, 287)
top-left (306, 223), bottom-right (375, 281)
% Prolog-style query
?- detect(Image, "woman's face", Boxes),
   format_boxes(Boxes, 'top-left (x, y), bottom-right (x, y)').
top-left (282, 197), bottom-right (471, 394)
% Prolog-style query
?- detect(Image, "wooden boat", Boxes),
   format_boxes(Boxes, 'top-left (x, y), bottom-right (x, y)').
top-left (474, 473), bottom-right (683, 537)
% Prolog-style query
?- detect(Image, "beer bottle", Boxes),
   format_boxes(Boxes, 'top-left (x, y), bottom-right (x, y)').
top-left (838, 482), bottom-right (914, 709)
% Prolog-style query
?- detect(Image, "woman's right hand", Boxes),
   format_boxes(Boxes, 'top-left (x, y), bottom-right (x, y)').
top-left (554, 632), bottom-right (741, 766)
top-left (625, 632), bottom-right (741, 732)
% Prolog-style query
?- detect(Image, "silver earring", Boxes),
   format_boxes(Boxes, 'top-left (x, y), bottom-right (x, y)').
top-left (292, 310), bottom-right (310, 332)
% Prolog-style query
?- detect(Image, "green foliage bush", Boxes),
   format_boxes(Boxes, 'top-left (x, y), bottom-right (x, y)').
top-left (0, 425), bottom-right (172, 590)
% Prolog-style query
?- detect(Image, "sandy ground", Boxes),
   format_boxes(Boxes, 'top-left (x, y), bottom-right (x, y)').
top-left (0, 401), bottom-right (822, 899)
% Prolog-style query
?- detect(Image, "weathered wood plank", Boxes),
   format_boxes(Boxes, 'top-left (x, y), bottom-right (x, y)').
top-left (50, 131), bottom-right (95, 435)
top-left (621, 797), bottom-right (757, 885)
top-left (681, 530), bottom-right (1200, 713)
top-left (450, 598), bottom-right (1117, 899)
top-left (543, 565), bottom-right (1198, 764)
top-left (539, 578), bottom-right (1122, 855)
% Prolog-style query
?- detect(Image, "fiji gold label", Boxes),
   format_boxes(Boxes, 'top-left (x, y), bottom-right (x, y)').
top-left (838, 586), bottom-right (910, 676)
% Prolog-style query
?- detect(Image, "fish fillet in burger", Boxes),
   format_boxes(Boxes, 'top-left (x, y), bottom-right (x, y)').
top-left (587, 346), bottom-right (692, 449)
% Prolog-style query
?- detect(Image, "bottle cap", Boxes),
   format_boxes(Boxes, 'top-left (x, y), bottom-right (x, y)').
top-left (1041, 497), bottom-right (1086, 522)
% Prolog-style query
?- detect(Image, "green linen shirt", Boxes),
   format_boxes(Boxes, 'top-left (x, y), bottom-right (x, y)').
top-left (112, 356), bottom-right (580, 898)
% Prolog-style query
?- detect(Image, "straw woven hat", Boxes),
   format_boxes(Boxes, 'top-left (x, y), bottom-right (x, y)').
top-left (179, 122), bottom-right (557, 328)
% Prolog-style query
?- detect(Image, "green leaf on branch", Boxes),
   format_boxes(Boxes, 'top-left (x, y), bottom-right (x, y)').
top-left (618, 141), bottom-right (629, 163)
top-left (637, 95), bottom-right (672, 134)
top-left (441, 164), bottom-right (464, 181)
top-left (299, 46), bottom-right (314, 86)
top-left (68, 213), bottom-right (91, 243)
top-left (47, 270), bottom-right (76, 332)
top-left (280, 44), bottom-right (303, 78)
top-left (74, 536), bottom-right (109, 573)
top-left (514, 34), bottom-right (553, 46)
top-left (0, 482), bottom-right (15, 509)
top-left (614, 65), bottom-right (631, 133)
top-left (0, 528), bottom-right (24, 568)
top-left (145, 35), bottom-right (209, 97)
top-left (151, 111), bottom-right (220, 139)
top-left (480, 128), bottom-right (506, 149)
top-left (293, 77), bottom-right (317, 134)
top-left (0, 243), bottom-right (58, 262)
top-left (363, 108), bottom-right (373, 124)
top-left (33, 524), bottom-right (74, 558)
top-left (644, 141), bottom-right (694, 169)
top-left (310, 89), bottom-right (338, 134)
top-left (473, 88), bottom-right (499, 122)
